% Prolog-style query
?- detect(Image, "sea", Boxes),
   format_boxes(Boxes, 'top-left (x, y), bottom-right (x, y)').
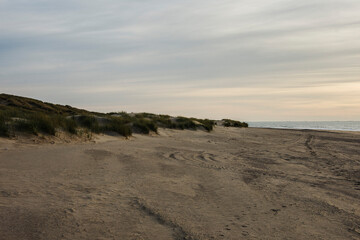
top-left (248, 121), bottom-right (360, 132)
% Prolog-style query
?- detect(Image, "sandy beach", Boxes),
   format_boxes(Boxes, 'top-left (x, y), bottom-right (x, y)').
top-left (0, 127), bottom-right (359, 240)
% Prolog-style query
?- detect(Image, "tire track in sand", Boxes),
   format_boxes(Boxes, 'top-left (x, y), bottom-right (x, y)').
top-left (305, 135), bottom-right (317, 157)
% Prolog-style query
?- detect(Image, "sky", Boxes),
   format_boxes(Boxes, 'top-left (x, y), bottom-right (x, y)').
top-left (1, 0), bottom-right (360, 121)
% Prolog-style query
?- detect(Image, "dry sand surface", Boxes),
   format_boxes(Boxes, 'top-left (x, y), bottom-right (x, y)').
top-left (0, 127), bottom-right (360, 240)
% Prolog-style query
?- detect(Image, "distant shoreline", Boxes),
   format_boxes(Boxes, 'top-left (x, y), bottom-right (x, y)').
top-left (249, 126), bottom-right (360, 132)
top-left (248, 121), bottom-right (360, 132)
top-left (247, 127), bottom-right (360, 135)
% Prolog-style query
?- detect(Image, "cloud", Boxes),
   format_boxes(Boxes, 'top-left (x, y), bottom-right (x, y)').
top-left (1, 0), bottom-right (360, 120)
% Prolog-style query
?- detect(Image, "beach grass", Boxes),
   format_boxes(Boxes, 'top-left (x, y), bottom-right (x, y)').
top-left (0, 93), bottom-right (247, 138)
top-left (0, 115), bottom-right (9, 137)
top-left (223, 119), bottom-right (248, 128)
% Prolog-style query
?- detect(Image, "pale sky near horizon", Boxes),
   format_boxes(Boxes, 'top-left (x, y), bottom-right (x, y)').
top-left (1, 0), bottom-right (360, 121)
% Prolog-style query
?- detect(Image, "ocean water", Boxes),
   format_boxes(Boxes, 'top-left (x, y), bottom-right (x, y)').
top-left (249, 121), bottom-right (360, 132)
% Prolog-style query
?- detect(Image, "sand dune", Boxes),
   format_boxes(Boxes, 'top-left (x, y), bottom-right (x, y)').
top-left (0, 127), bottom-right (359, 239)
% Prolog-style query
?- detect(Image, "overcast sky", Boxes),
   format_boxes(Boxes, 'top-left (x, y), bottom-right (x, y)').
top-left (1, 0), bottom-right (360, 121)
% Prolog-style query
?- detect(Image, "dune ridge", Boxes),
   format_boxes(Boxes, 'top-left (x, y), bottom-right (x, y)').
top-left (0, 93), bottom-right (247, 139)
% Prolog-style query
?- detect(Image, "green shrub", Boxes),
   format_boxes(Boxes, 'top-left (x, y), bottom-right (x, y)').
top-left (64, 118), bottom-right (77, 134)
top-left (105, 118), bottom-right (132, 137)
top-left (223, 119), bottom-right (248, 128)
top-left (133, 122), bottom-right (149, 134)
top-left (31, 114), bottom-right (56, 135)
top-left (155, 115), bottom-right (172, 127)
top-left (197, 119), bottom-right (215, 131)
top-left (175, 117), bottom-right (196, 130)
top-left (14, 119), bottom-right (37, 134)
top-left (0, 115), bottom-right (9, 137)
top-left (13, 114), bottom-right (56, 135)
top-left (135, 112), bottom-right (156, 119)
top-left (223, 121), bottom-right (231, 127)
top-left (146, 121), bottom-right (157, 133)
top-left (0, 107), bottom-right (25, 119)
top-left (133, 118), bottom-right (158, 134)
top-left (78, 115), bottom-right (100, 133)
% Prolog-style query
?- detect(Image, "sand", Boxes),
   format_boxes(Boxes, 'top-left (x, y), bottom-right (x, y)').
top-left (0, 127), bottom-right (359, 240)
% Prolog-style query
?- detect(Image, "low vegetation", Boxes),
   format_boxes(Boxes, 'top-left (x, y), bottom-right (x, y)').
top-left (103, 117), bottom-right (132, 137)
top-left (0, 93), bottom-right (247, 138)
top-left (0, 115), bottom-right (9, 137)
top-left (222, 119), bottom-right (248, 128)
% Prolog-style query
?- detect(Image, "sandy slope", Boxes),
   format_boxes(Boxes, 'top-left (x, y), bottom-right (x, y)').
top-left (0, 127), bottom-right (359, 240)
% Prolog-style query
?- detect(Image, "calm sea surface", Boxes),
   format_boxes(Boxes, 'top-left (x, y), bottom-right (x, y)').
top-left (249, 121), bottom-right (360, 132)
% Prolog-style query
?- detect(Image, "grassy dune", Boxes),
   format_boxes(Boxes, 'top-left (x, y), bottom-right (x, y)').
top-left (0, 93), bottom-right (247, 138)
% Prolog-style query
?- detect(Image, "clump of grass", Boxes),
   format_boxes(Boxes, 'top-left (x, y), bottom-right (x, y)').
top-left (13, 114), bottom-right (56, 135)
top-left (64, 117), bottom-right (77, 134)
top-left (0, 107), bottom-right (77, 136)
top-left (133, 118), bottom-right (158, 134)
top-left (13, 119), bottom-right (37, 135)
top-left (174, 117), bottom-right (196, 130)
top-left (104, 117), bottom-right (132, 137)
top-left (156, 114), bottom-right (172, 124)
top-left (195, 119), bottom-right (215, 132)
top-left (0, 115), bottom-right (9, 137)
top-left (135, 112), bottom-right (157, 119)
top-left (77, 115), bottom-right (100, 133)
top-left (32, 114), bottom-right (56, 135)
top-left (223, 119), bottom-right (248, 128)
